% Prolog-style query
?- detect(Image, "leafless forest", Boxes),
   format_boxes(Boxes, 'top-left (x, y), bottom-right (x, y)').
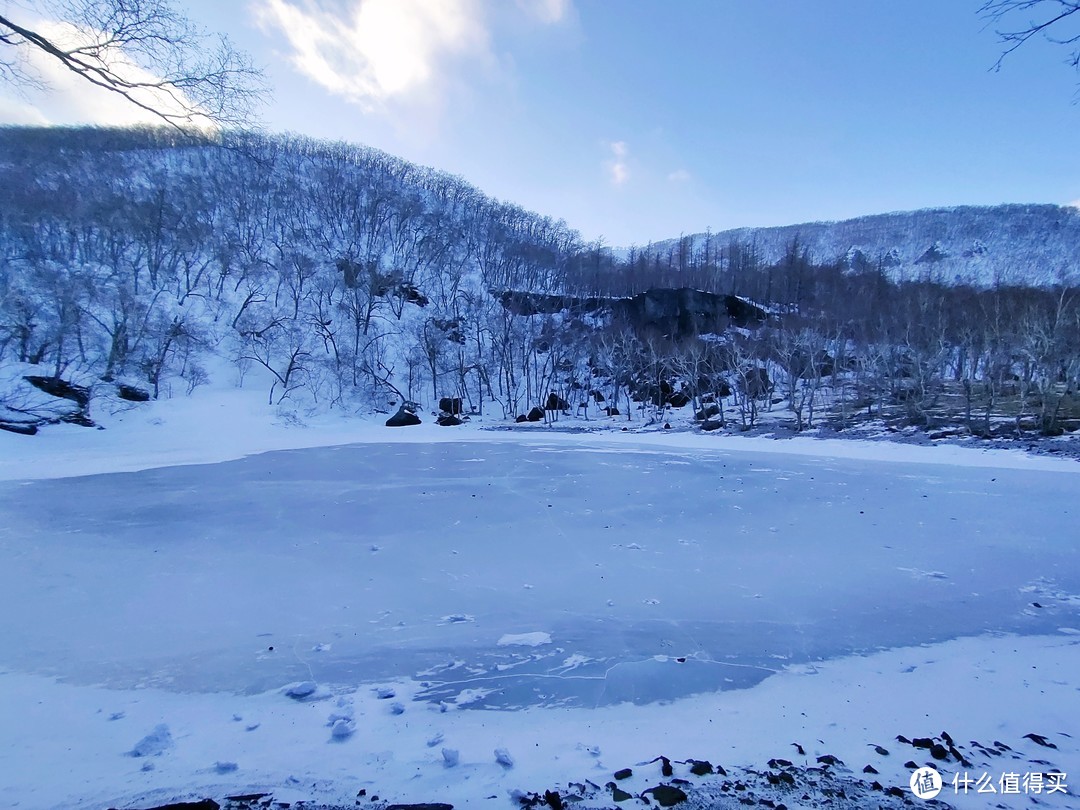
top-left (1, 127), bottom-right (1077, 439)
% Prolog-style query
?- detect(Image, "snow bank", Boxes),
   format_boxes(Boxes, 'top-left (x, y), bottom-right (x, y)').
top-left (2, 380), bottom-right (1076, 483)
top-left (0, 632), bottom-right (1075, 809)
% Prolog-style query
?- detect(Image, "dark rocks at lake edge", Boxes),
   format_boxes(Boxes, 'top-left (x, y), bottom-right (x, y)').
top-left (99, 748), bottom-right (949, 810)
top-left (23, 374), bottom-right (91, 407)
top-left (1, 374), bottom-right (96, 434)
top-left (103, 767), bottom-right (926, 810)
top-left (386, 404), bottom-right (422, 427)
top-left (134, 727), bottom-right (1067, 810)
top-left (494, 413), bottom-right (1080, 462)
top-left (2, 375), bottom-right (159, 435)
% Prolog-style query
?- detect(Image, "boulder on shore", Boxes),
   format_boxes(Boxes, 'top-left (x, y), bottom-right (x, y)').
top-left (386, 407), bottom-right (421, 427)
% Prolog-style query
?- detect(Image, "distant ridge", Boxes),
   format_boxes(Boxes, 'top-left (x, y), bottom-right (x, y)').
top-left (641, 204), bottom-right (1080, 287)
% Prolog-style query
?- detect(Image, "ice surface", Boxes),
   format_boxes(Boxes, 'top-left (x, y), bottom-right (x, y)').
top-left (1, 439), bottom-right (1077, 714)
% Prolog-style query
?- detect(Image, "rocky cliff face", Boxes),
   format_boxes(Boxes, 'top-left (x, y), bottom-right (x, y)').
top-left (498, 288), bottom-right (767, 339)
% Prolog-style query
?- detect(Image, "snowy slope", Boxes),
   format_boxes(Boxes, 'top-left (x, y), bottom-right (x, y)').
top-left (644, 204), bottom-right (1080, 287)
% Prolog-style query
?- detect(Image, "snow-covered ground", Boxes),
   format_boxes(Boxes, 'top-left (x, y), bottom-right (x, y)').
top-left (1, 387), bottom-right (1078, 809)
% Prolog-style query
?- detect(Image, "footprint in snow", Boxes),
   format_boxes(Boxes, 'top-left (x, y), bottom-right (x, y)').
top-left (129, 724), bottom-right (173, 758)
top-left (330, 718), bottom-right (355, 740)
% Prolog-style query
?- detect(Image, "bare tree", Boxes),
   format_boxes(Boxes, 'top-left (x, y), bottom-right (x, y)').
top-left (0, 0), bottom-right (264, 129)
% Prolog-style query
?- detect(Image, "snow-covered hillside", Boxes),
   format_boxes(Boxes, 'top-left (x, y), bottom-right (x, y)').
top-left (642, 204), bottom-right (1080, 288)
top-left (3, 127), bottom-right (1078, 441)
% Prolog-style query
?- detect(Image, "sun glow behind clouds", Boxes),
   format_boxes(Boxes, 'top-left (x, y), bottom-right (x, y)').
top-left (254, 0), bottom-right (568, 111)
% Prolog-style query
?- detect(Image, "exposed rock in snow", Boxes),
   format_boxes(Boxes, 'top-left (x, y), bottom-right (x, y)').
top-left (386, 407), bottom-right (421, 427)
top-left (116, 383), bottom-right (151, 402)
top-left (129, 723), bottom-right (173, 757)
top-left (441, 747), bottom-right (459, 767)
top-left (283, 681), bottom-right (318, 700)
top-left (439, 397), bottom-right (463, 415)
top-left (494, 747), bottom-right (515, 768)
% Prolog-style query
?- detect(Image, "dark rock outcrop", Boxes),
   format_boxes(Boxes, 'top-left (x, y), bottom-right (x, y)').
top-left (666, 391), bottom-right (690, 408)
top-left (688, 759), bottom-right (713, 776)
top-left (0, 421), bottom-right (38, 436)
top-left (545, 392), bottom-right (569, 411)
top-left (59, 411), bottom-right (96, 427)
top-left (117, 383), bottom-right (151, 402)
top-left (439, 397), bottom-right (462, 415)
top-left (386, 407), bottom-right (421, 427)
top-left (610, 785), bottom-right (633, 802)
top-left (696, 403), bottom-right (720, 420)
top-left (527, 406), bottom-right (545, 422)
top-left (24, 375), bottom-right (90, 407)
top-left (1023, 732), bottom-right (1057, 749)
top-left (498, 288), bottom-right (767, 340)
top-left (436, 415), bottom-right (462, 427)
top-left (643, 784), bottom-right (687, 806)
top-left (13, 374), bottom-right (95, 430)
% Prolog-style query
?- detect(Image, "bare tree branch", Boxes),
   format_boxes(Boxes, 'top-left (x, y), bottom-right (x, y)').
top-left (0, 0), bottom-right (266, 131)
top-left (981, 0), bottom-right (1080, 94)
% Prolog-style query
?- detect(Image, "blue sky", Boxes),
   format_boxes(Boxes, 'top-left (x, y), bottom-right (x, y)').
top-left (2, 0), bottom-right (1078, 246)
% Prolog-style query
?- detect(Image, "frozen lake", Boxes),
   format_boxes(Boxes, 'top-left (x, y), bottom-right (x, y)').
top-left (1, 439), bottom-right (1077, 709)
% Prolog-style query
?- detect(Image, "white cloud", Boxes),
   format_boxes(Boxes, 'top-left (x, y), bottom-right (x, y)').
top-left (667, 168), bottom-right (691, 183)
top-left (606, 140), bottom-right (629, 186)
top-left (0, 95), bottom-right (50, 126)
top-left (0, 19), bottom-right (204, 128)
top-left (254, 0), bottom-right (569, 112)
top-left (1069, 199), bottom-right (1080, 210)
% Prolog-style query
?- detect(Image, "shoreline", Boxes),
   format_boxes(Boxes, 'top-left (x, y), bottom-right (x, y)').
top-left (2, 387), bottom-right (1078, 483)
top-left (4, 632), bottom-right (1075, 810)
